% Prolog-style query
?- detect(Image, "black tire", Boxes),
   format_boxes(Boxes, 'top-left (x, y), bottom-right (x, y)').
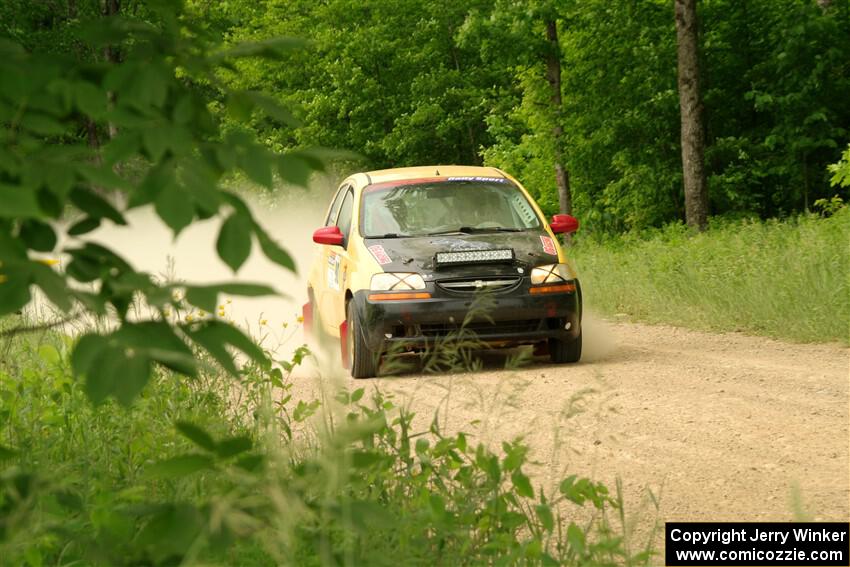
top-left (347, 301), bottom-right (378, 379)
top-left (549, 330), bottom-right (582, 364)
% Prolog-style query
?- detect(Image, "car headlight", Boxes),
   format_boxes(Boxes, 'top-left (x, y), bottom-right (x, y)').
top-left (530, 263), bottom-right (575, 285)
top-left (370, 272), bottom-right (426, 291)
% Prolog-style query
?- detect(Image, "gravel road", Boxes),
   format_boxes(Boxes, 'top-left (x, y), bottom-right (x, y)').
top-left (292, 315), bottom-right (849, 551)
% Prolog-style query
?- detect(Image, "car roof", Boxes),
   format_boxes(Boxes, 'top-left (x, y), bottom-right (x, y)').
top-left (358, 165), bottom-right (507, 186)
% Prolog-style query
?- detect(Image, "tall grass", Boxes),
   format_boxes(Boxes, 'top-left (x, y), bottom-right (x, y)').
top-left (571, 209), bottom-right (849, 343)
top-left (0, 312), bottom-right (653, 566)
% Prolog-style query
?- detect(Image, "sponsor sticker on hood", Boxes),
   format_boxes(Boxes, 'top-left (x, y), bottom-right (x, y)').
top-left (368, 244), bottom-right (392, 265)
top-left (540, 235), bottom-right (557, 256)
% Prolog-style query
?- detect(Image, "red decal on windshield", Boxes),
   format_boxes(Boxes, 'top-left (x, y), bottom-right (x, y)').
top-left (540, 236), bottom-right (557, 255)
top-left (368, 245), bottom-right (392, 265)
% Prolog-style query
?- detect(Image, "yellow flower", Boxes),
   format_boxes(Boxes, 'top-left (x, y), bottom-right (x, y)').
top-left (282, 322), bottom-right (289, 328)
top-left (260, 319), bottom-right (268, 326)
top-left (199, 310), bottom-right (206, 317)
top-left (163, 308), bottom-right (172, 317)
top-left (218, 304), bottom-right (225, 310)
top-left (226, 299), bottom-right (232, 304)
top-left (218, 310), bottom-right (226, 317)
top-left (186, 314), bottom-right (194, 322)
top-left (296, 315), bottom-right (304, 323)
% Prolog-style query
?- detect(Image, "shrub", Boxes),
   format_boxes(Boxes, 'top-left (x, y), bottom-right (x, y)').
top-left (0, 316), bottom-right (652, 566)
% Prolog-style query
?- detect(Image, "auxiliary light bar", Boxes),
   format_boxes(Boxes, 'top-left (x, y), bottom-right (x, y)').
top-left (435, 249), bottom-right (513, 266)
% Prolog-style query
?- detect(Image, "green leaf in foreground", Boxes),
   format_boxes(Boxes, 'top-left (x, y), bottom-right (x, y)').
top-left (341, 501), bottom-right (395, 531)
top-left (145, 454), bottom-right (215, 479)
top-left (176, 421), bottom-right (217, 452)
top-left (69, 187), bottom-right (127, 225)
top-left (535, 503), bottom-right (554, 533)
top-left (0, 183), bottom-right (41, 218)
top-left (71, 334), bottom-right (107, 378)
top-left (187, 320), bottom-right (268, 375)
top-left (211, 37), bottom-right (306, 62)
top-left (567, 522), bottom-right (586, 555)
top-left (254, 223), bottom-right (296, 272)
top-left (30, 262), bottom-right (72, 312)
top-left (67, 217), bottom-right (100, 236)
top-left (72, 323), bottom-right (197, 405)
top-left (216, 213), bottom-right (252, 272)
top-left (83, 343), bottom-right (152, 406)
top-left (0, 272), bottom-right (32, 316)
top-left (185, 282), bottom-right (277, 313)
top-left (244, 91), bottom-right (300, 127)
top-left (19, 219), bottom-right (56, 252)
top-left (215, 436), bottom-right (252, 459)
top-left (136, 504), bottom-right (204, 561)
top-left (511, 470), bottom-right (534, 499)
top-left (114, 321), bottom-right (197, 377)
top-left (240, 146), bottom-right (273, 188)
top-left (155, 185), bottom-right (195, 236)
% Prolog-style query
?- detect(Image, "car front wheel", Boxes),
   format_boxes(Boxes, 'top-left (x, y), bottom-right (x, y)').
top-left (549, 330), bottom-right (582, 364)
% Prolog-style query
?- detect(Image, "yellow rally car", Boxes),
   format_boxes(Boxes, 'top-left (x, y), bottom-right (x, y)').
top-left (304, 165), bottom-right (582, 378)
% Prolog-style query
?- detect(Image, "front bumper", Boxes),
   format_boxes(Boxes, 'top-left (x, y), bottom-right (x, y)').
top-left (350, 279), bottom-right (582, 352)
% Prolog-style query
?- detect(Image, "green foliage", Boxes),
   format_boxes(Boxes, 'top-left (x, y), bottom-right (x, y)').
top-left (212, 0), bottom-right (513, 170)
top-left (828, 143), bottom-right (850, 188)
top-left (702, 0), bottom-right (850, 215)
top-left (813, 195), bottom-right (845, 217)
top-left (7, 1), bottom-right (845, 238)
top-left (572, 210), bottom-right (850, 344)
top-left (481, 0), bottom-right (850, 229)
top-left (0, 2), bottom-right (331, 405)
top-left (475, 0), bottom-right (680, 230)
top-left (213, 0), bottom-right (850, 231)
top-left (0, 324), bottom-right (647, 565)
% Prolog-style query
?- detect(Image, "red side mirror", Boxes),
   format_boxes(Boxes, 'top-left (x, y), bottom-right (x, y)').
top-left (550, 214), bottom-right (579, 234)
top-left (313, 226), bottom-right (344, 246)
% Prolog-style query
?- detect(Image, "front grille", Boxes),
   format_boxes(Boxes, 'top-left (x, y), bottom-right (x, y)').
top-left (436, 276), bottom-right (521, 294)
top-left (419, 319), bottom-right (541, 338)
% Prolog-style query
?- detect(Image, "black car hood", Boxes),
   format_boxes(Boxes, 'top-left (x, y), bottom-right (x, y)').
top-left (364, 230), bottom-right (559, 276)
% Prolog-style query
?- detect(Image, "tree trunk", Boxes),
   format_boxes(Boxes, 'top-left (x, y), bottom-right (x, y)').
top-left (545, 20), bottom-right (572, 216)
top-left (103, 0), bottom-right (121, 140)
top-left (674, 0), bottom-right (708, 230)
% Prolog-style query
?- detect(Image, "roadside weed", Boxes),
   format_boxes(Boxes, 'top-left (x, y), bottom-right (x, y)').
top-left (572, 210), bottom-right (849, 343)
top-left (0, 307), bottom-right (653, 565)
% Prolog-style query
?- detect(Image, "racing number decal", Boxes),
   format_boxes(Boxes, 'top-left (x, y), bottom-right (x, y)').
top-left (368, 245), bottom-right (392, 265)
top-left (327, 253), bottom-right (341, 291)
top-left (540, 235), bottom-right (557, 255)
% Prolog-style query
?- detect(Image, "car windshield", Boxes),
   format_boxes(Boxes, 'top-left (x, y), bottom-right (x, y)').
top-left (361, 179), bottom-right (541, 238)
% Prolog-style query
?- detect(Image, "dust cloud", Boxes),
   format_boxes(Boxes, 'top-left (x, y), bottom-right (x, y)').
top-left (579, 312), bottom-right (618, 362)
top-left (83, 184), bottom-right (333, 363)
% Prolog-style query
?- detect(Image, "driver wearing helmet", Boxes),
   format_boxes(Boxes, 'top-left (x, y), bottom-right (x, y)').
top-left (471, 190), bottom-right (510, 227)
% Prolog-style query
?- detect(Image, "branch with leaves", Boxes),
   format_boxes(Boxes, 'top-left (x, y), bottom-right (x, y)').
top-left (0, 4), bottom-right (332, 406)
